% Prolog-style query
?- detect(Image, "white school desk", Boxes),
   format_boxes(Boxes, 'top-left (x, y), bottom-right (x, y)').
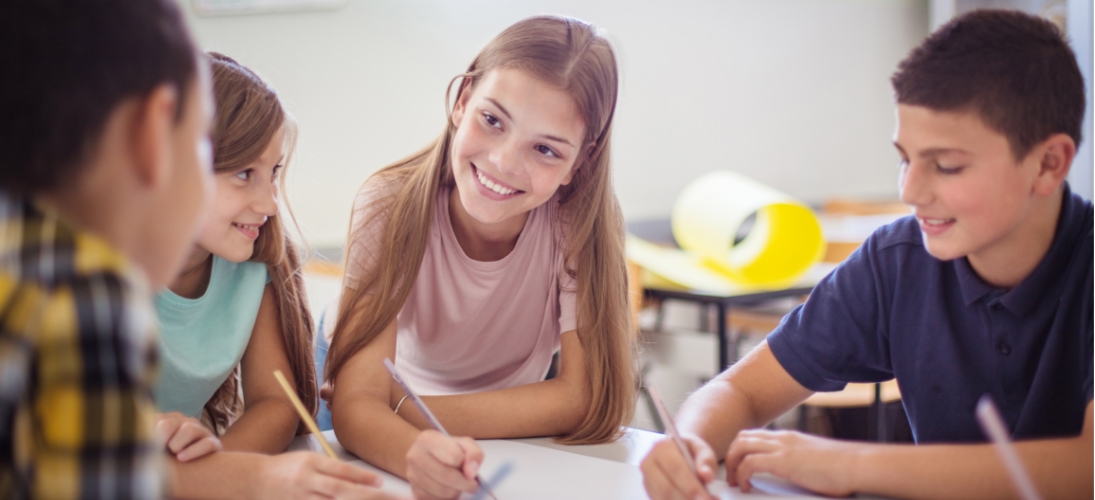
top-left (286, 428), bottom-right (883, 499)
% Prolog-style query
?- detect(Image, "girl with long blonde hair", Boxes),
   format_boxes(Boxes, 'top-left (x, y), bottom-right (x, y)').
top-left (322, 15), bottom-right (636, 500)
top-left (156, 53), bottom-right (403, 500)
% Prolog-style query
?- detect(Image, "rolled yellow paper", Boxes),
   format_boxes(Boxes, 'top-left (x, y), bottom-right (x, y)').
top-left (670, 170), bottom-right (825, 288)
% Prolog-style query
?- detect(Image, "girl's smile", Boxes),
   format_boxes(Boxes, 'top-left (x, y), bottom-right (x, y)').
top-left (472, 164), bottom-right (524, 199)
top-left (231, 220), bottom-right (266, 240)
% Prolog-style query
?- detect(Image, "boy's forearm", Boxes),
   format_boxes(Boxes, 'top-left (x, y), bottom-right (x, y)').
top-left (851, 436), bottom-right (1093, 500)
top-left (677, 342), bottom-right (814, 457)
top-left (218, 398), bottom-right (300, 454)
top-left (675, 377), bottom-right (759, 457)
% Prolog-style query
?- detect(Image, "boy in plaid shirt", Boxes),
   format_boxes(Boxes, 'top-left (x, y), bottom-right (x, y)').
top-left (0, 0), bottom-right (216, 497)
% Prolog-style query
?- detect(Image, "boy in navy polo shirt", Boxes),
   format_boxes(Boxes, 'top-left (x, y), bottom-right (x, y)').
top-left (642, 10), bottom-right (1092, 500)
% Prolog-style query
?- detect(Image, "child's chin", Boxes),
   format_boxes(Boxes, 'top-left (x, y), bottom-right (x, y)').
top-left (218, 246), bottom-right (256, 264)
top-left (922, 239), bottom-right (966, 262)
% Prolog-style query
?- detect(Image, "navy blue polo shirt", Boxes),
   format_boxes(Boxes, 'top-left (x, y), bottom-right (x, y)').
top-left (768, 184), bottom-right (1093, 443)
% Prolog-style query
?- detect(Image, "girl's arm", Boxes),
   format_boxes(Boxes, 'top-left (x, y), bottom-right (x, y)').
top-left (219, 284), bottom-right (301, 454)
top-left (331, 312), bottom-right (590, 499)
top-left (331, 315), bottom-right (418, 477)
top-left (332, 316), bottom-right (594, 472)
top-left (166, 450), bottom-right (401, 500)
top-left (391, 329), bottom-right (591, 439)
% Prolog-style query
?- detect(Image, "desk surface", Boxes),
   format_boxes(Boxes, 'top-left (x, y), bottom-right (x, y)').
top-left (287, 429), bottom-right (848, 499)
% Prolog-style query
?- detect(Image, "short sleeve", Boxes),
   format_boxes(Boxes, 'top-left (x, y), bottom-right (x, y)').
top-left (558, 268), bottom-right (577, 334)
top-left (343, 176), bottom-right (400, 291)
top-left (767, 233), bottom-right (896, 392)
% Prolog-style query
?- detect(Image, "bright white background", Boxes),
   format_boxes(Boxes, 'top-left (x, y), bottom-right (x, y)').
top-left (181, 0), bottom-right (930, 247)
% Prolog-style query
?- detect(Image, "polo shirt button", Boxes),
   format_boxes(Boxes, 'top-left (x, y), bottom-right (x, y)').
top-left (991, 303), bottom-right (1003, 311)
top-left (997, 342), bottom-right (1012, 356)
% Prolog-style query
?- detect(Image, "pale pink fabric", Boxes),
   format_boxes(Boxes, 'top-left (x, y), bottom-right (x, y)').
top-left (325, 178), bottom-right (576, 396)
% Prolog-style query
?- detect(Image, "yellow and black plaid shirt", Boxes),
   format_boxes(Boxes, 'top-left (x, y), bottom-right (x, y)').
top-left (0, 192), bottom-right (161, 499)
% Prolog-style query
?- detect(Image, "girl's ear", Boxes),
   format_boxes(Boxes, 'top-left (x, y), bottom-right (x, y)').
top-left (451, 81), bottom-right (472, 128)
top-left (561, 143), bottom-right (595, 186)
top-left (560, 161), bottom-right (581, 186)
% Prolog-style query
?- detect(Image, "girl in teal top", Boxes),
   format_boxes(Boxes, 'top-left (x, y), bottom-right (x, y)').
top-left (155, 53), bottom-right (397, 499)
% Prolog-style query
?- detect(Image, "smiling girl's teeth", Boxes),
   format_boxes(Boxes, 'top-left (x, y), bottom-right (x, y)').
top-left (922, 218), bottom-right (951, 226)
top-left (476, 169), bottom-right (516, 195)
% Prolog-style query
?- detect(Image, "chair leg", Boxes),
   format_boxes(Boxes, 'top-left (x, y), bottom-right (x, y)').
top-left (653, 299), bottom-right (666, 332)
top-left (874, 383), bottom-right (886, 442)
top-left (641, 386), bottom-right (665, 433)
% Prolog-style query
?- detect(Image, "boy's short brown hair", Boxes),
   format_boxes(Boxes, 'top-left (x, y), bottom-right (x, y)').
top-left (0, 0), bottom-right (200, 195)
top-left (892, 9), bottom-right (1085, 160)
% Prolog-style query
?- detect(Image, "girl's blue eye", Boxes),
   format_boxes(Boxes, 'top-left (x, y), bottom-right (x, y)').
top-left (272, 165), bottom-right (282, 183)
top-left (235, 169), bottom-right (251, 181)
top-left (535, 144), bottom-right (559, 158)
top-left (483, 112), bottom-right (501, 128)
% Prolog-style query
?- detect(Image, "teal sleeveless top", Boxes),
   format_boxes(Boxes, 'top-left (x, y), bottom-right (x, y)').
top-left (154, 256), bottom-right (268, 417)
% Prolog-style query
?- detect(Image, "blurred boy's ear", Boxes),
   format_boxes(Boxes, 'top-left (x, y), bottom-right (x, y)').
top-left (1031, 133), bottom-right (1076, 196)
top-left (130, 84), bottom-right (180, 189)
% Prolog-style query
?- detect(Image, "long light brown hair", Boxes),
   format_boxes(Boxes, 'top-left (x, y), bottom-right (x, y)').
top-left (324, 16), bottom-right (636, 444)
top-left (202, 52), bottom-right (318, 434)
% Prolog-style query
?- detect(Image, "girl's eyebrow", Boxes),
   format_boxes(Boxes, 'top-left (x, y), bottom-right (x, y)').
top-left (541, 134), bottom-right (574, 147)
top-left (485, 98), bottom-right (513, 121)
top-left (484, 97), bottom-right (575, 147)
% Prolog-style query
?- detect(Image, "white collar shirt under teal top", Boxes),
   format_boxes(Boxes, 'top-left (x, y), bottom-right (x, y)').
top-left (153, 256), bottom-right (268, 418)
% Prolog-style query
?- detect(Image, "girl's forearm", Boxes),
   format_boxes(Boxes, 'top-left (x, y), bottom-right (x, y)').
top-left (851, 436), bottom-right (1093, 500)
top-left (399, 376), bottom-right (590, 439)
top-left (219, 398), bottom-right (300, 454)
top-left (166, 452), bottom-right (263, 500)
top-left (333, 396), bottom-right (421, 478)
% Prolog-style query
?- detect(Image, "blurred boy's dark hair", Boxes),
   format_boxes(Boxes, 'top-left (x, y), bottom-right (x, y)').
top-left (0, 0), bottom-right (201, 194)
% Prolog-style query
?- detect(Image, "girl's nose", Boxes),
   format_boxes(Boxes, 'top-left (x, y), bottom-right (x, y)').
top-left (488, 138), bottom-right (521, 176)
top-left (253, 180), bottom-right (279, 217)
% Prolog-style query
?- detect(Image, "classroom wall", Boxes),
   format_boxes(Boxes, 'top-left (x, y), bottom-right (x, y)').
top-left (180, 0), bottom-right (929, 247)
top-left (1066, 0), bottom-right (1093, 200)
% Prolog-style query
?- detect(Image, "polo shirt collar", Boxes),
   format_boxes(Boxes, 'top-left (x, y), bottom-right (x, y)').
top-left (956, 256), bottom-right (995, 306)
top-left (955, 183), bottom-right (1080, 313)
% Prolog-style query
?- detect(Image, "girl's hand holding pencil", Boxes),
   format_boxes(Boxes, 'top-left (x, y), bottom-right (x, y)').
top-left (406, 430), bottom-right (486, 500)
top-left (273, 370), bottom-right (410, 500)
top-left (255, 451), bottom-right (392, 500)
top-left (383, 359), bottom-right (498, 500)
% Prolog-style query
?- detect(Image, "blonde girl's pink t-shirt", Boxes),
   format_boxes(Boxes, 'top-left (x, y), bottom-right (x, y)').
top-left (325, 178), bottom-right (577, 396)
